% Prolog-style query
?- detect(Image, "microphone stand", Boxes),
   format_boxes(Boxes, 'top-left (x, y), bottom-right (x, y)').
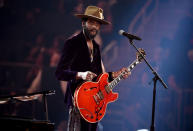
top-left (128, 39), bottom-right (168, 131)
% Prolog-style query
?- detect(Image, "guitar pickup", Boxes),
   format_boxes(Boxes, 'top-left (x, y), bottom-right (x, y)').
top-left (105, 85), bottom-right (111, 94)
top-left (98, 91), bottom-right (104, 100)
top-left (93, 95), bottom-right (99, 104)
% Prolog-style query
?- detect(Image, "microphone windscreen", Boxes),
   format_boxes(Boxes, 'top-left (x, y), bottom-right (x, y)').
top-left (119, 30), bottom-right (124, 35)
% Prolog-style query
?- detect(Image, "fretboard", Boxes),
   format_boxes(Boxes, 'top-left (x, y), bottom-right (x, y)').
top-left (107, 59), bottom-right (140, 91)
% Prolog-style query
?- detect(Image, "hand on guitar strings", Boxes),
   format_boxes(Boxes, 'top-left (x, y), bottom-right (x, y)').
top-left (112, 67), bottom-right (131, 79)
top-left (76, 71), bottom-right (97, 81)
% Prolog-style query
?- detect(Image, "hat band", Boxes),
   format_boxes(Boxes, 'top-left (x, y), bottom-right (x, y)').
top-left (85, 12), bottom-right (104, 20)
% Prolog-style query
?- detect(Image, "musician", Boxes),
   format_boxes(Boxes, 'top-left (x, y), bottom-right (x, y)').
top-left (55, 6), bottom-right (131, 131)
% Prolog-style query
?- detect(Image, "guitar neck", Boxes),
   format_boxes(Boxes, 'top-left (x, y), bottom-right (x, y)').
top-left (108, 59), bottom-right (140, 90)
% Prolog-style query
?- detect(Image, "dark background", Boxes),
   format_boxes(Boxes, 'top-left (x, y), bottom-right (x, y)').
top-left (0, 0), bottom-right (193, 130)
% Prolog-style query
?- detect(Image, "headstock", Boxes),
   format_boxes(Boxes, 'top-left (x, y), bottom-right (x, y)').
top-left (136, 48), bottom-right (146, 62)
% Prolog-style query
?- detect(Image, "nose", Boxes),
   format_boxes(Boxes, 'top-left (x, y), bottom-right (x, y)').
top-left (91, 23), bottom-right (98, 29)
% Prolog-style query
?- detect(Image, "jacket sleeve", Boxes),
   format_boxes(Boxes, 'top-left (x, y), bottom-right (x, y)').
top-left (108, 72), bottom-right (114, 82)
top-left (101, 60), bottom-right (113, 82)
top-left (55, 39), bottom-right (78, 81)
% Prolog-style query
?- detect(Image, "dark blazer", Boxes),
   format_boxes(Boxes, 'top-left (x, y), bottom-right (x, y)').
top-left (55, 31), bottom-right (103, 107)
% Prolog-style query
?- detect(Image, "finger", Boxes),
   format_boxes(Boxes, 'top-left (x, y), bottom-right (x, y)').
top-left (86, 73), bottom-right (91, 79)
top-left (124, 72), bottom-right (130, 77)
top-left (87, 71), bottom-right (92, 76)
top-left (86, 72), bottom-right (96, 80)
top-left (88, 73), bottom-right (93, 79)
top-left (90, 75), bottom-right (94, 80)
top-left (90, 72), bottom-right (97, 77)
top-left (87, 77), bottom-right (92, 81)
top-left (86, 75), bottom-right (90, 80)
top-left (123, 72), bottom-right (130, 79)
top-left (125, 69), bottom-right (129, 73)
top-left (121, 67), bottom-right (128, 72)
top-left (93, 73), bottom-right (97, 77)
top-left (121, 68), bottom-right (125, 72)
top-left (127, 72), bottom-right (131, 76)
top-left (123, 74), bottom-right (129, 79)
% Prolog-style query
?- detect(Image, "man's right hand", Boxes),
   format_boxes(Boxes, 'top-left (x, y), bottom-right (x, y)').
top-left (76, 71), bottom-right (97, 81)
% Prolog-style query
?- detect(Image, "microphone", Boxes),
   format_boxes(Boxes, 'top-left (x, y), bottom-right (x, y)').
top-left (119, 30), bottom-right (142, 40)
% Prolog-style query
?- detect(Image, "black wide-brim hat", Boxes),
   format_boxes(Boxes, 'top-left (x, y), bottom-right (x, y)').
top-left (74, 6), bottom-right (111, 25)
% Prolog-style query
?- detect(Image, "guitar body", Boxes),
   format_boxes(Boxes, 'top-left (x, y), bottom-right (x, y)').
top-left (74, 73), bottom-right (118, 123)
top-left (74, 48), bottom-right (145, 123)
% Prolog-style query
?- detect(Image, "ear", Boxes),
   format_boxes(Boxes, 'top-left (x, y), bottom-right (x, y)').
top-left (82, 21), bottom-right (85, 26)
top-left (82, 21), bottom-right (86, 27)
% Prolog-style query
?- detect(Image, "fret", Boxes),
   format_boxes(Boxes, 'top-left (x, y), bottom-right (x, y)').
top-left (107, 59), bottom-right (140, 91)
top-left (115, 79), bottom-right (118, 83)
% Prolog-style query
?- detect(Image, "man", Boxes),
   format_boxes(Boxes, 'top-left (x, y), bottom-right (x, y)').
top-left (55, 6), bottom-right (131, 131)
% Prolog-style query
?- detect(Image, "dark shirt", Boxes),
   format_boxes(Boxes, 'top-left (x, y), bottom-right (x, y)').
top-left (55, 31), bottom-right (103, 107)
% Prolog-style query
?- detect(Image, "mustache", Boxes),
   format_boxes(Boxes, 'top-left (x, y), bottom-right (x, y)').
top-left (88, 28), bottom-right (97, 32)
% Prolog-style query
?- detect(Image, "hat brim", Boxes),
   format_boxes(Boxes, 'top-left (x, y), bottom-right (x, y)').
top-left (75, 14), bottom-right (111, 25)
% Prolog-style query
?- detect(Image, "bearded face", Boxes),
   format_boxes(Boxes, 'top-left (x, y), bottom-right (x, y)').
top-left (83, 18), bottom-right (101, 40)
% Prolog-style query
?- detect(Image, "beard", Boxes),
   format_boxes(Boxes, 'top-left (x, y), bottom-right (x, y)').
top-left (83, 25), bottom-right (98, 40)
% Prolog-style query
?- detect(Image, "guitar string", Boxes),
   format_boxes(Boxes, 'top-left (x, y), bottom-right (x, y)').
top-left (97, 60), bottom-right (140, 101)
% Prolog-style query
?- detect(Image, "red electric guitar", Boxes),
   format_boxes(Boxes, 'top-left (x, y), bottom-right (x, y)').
top-left (74, 48), bottom-right (146, 123)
